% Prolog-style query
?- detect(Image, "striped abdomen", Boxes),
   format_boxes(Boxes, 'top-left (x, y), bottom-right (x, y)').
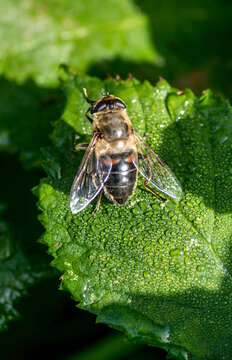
top-left (100, 151), bottom-right (137, 205)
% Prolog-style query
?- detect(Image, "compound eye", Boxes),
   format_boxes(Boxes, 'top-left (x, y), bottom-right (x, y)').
top-left (115, 100), bottom-right (126, 109)
top-left (91, 101), bottom-right (107, 114)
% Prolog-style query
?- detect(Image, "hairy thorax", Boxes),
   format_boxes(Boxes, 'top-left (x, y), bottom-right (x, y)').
top-left (94, 111), bottom-right (131, 141)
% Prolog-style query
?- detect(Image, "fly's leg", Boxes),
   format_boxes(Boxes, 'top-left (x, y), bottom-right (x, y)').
top-left (143, 133), bottom-right (149, 141)
top-left (85, 107), bottom-right (93, 123)
top-left (144, 181), bottom-right (168, 202)
top-left (92, 191), bottom-right (103, 216)
top-left (75, 143), bottom-right (88, 151)
top-left (91, 170), bottom-right (98, 190)
top-left (83, 88), bottom-right (95, 123)
top-left (142, 154), bottom-right (168, 203)
top-left (91, 169), bottom-right (103, 216)
top-left (70, 143), bottom-right (88, 153)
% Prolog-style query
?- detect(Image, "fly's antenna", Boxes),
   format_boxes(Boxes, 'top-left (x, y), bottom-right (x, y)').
top-left (83, 88), bottom-right (95, 104)
top-left (101, 89), bottom-right (110, 97)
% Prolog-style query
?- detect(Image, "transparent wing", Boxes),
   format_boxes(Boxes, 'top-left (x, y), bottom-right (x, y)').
top-left (70, 133), bottom-right (112, 214)
top-left (134, 133), bottom-right (182, 201)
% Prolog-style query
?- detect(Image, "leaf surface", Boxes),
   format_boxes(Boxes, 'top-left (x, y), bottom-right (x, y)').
top-left (35, 67), bottom-right (232, 360)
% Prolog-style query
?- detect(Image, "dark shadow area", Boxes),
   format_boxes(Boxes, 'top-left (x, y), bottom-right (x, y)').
top-left (0, 76), bottom-right (65, 169)
top-left (87, 58), bottom-right (162, 86)
top-left (87, 0), bottom-right (232, 98)
top-left (0, 153), bottom-right (49, 264)
top-left (0, 271), bottom-right (167, 360)
top-left (0, 276), bottom-right (113, 360)
top-left (0, 77), bottom-right (67, 342)
top-left (134, 0), bottom-right (232, 72)
top-left (138, 0), bottom-right (232, 97)
top-left (0, 74), bottom-right (66, 263)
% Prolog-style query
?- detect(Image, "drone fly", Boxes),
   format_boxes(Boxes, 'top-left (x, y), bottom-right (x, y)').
top-left (70, 89), bottom-right (182, 214)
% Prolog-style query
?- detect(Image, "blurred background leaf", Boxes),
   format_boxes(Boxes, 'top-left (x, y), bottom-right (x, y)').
top-left (0, 0), bottom-right (159, 86)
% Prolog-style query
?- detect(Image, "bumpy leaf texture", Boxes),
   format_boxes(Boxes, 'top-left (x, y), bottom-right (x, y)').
top-left (34, 66), bottom-right (232, 360)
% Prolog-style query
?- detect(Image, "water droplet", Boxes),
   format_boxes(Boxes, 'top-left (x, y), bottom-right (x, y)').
top-left (197, 265), bottom-right (204, 272)
top-left (218, 135), bottom-right (228, 144)
top-left (144, 271), bottom-right (150, 279)
top-left (170, 248), bottom-right (182, 257)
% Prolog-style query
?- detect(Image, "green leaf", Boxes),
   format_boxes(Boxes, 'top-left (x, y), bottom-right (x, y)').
top-left (35, 67), bottom-right (232, 360)
top-left (0, 0), bottom-right (160, 87)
